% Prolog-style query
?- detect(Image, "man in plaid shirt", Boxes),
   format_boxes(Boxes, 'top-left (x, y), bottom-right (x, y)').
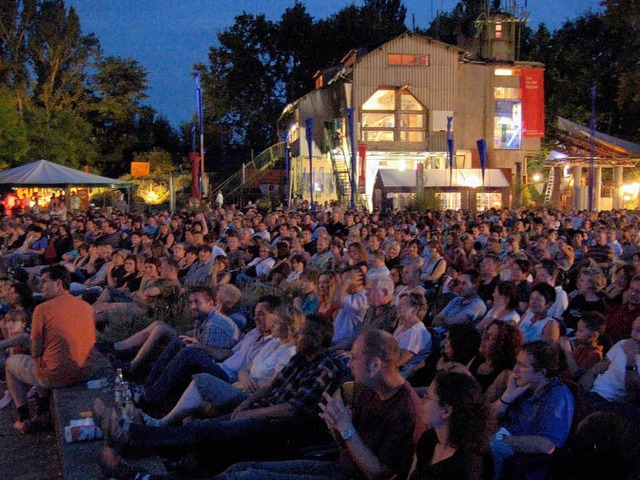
top-left (101, 285), bottom-right (241, 377)
top-left (95, 314), bottom-right (346, 473)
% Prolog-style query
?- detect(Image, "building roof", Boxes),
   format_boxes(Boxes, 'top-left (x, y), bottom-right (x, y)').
top-left (376, 168), bottom-right (509, 188)
top-left (326, 32), bottom-right (465, 86)
top-left (546, 117), bottom-right (640, 167)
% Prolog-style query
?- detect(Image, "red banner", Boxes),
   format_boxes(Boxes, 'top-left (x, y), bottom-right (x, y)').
top-left (520, 69), bottom-right (545, 138)
top-left (189, 152), bottom-right (201, 199)
top-left (358, 143), bottom-right (367, 191)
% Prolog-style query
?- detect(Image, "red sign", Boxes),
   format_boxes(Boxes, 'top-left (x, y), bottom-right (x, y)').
top-left (520, 69), bottom-right (545, 138)
top-left (358, 143), bottom-right (367, 191)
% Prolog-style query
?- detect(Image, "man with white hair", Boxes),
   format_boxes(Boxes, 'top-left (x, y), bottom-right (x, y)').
top-left (361, 275), bottom-right (398, 335)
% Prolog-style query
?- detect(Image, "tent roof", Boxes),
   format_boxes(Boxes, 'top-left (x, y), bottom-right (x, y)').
top-left (0, 160), bottom-right (132, 188)
top-left (376, 169), bottom-right (417, 188)
top-left (424, 169), bottom-right (510, 187)
top-left (376, 168), bottom-right (509, 188)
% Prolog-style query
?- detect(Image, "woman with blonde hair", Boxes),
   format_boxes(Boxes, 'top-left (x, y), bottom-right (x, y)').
top-left (136, 304), bottom-right (303, 426)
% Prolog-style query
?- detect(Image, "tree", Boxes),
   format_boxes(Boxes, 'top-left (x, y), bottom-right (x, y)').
top-left (89, 56), bottom-right (148, 124)
top-left (133, 148), bottom-right (174, 175)
top-left (0, 87), bottom-right (28, 168)
top-left (86, 56), bottom-right (152, 176)
top-left (28, 1), bottom-right (100, 116)
top-left (203, 12), bottom-right (282, 160)
top-left (24, 107), bottom-right (97, 168)
top-left (0, 0), bottom-right (37, 111)
top-left (422, 0), bottom-right (483, 46)
top-left (200, 0), bottom-right (409, 168)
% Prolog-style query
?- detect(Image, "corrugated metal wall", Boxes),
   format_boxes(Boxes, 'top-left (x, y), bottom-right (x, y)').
top-left (352, 34), bottom-right (459, 151)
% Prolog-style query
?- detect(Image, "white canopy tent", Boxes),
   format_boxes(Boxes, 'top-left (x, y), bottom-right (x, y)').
top-left (0, 159), bottom-right (132, 209)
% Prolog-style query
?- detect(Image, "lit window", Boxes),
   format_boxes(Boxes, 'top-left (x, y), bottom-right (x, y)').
top-left (362, 113), bottom-right (395, 128)
top-left (400, 96), bottom-right (422, 111)
top-left (494, 87), bottom-right (521, 99)
top-left (400, 131), bottom-right (425, 142)
top-left (436, 192), bottom-right (461, 210)
top-left (494, 99), bottom-right (522, 149)
top-left (495, 23), bottom-right (503, 39)
top-left (476, 192), bottom-right (503, 211)
top-left (495, 68), bottom-right (516, 76)
top-left (360, 88), bottom-right (426, 144)
top-left (362, 89), bottom-right (395, 110)
top-left (388, 54), bottom-right (430, 66)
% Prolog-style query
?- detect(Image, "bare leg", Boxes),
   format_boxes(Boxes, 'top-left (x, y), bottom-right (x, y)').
top-left (115, 320), bottom-right (161, 352)
top-left (157, 380), bottom-right (203, 426)
top-left (5, 361), bottom-right (29, 409)
top-left (128, 322), bottom-right (177, 372)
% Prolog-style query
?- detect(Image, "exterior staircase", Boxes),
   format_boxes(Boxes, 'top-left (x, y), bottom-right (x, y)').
top-left (324, 124), bottom-right (352, 206)
top-left (213, 142), bottom-right (285, 204)
top-left (543, 167), bottom-right (555, 205)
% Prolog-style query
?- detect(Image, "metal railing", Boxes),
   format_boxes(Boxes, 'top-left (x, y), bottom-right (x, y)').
top-left (213, 142), bottom-right (285, 203)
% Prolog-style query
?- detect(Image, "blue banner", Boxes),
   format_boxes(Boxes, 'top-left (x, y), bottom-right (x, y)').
top-left (446, 116), bottom-right (454, 186)
top-left (305, 118), bottom-right (314, 207)
top-left (194, 72), bottom-right (203, 135)
top-left (477, 139), bottom-right (487, 186)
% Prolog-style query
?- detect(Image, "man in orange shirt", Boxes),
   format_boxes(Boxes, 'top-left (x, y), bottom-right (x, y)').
top-left (5, 264), bottom-right (96, 433)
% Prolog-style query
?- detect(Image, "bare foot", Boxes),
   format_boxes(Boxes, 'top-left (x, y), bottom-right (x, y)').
top-left (99, 446), bottom-right (138, 480)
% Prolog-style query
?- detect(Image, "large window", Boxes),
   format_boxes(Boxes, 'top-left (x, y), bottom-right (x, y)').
top-left (387, 54), bottom-right (430, 66)
top-left (493, 87), bottom-right (521, 149)
top-left (436, 192), bottom-right (461, 210)
top-left (476, 192), bottom-right (503, 211)
top-left (361, 88), bottom-right (426, 143)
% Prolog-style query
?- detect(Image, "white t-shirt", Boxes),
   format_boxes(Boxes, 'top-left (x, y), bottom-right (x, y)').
top-left (483, 308), bottom-right (521, 325)
top-left (249, 339), bottom-right (296, 382)
top-left (332, 290), bottom-right (368, 344)
top-left (393, 322), bottom-right (432, 376)
top-left (547, 286), bottom-right (569, 319)
top-left (592, 340), bottom-right (640, 403)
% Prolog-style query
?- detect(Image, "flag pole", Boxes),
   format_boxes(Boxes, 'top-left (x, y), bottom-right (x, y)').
top-left (195, 72), bottom-right (205, 198)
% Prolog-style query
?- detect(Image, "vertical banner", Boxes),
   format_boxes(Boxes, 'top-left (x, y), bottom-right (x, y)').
top-left (520, 69), bottom-right (545, 138)
top-left (194, 73), bottom-right (206, 195)
top-left (446, 116), bottom-right (454, 187)
top-left (284, 131), bottom-right (291, 208)
top-left (358, 143), bottom-right (367, 191)
top-left (477, 139), bottom-right (487, 186)
top-left (188, 152), bottom-right (201, 199)
top-left (305, 118), bottom-right (314, 207)
top-left (347, 108), bottom-right (356, 210)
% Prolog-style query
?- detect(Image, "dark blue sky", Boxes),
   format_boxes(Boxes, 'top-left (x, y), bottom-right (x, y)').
top-left (66, 0), bottom-right (603, 128)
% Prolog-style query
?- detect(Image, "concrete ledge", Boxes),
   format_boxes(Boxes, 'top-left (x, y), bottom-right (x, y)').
top-left (52, 353), bottom-right (166, 480)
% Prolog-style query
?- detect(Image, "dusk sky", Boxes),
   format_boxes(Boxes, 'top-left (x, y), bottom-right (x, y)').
top-left (66, 0), bottom-right (603, 128)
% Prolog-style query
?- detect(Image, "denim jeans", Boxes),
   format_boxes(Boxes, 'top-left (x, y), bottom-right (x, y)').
top-left (127, 415), bottom-right (318, 473)
top-left (128, 415), bottom-right (261, 456)
top-left (216, 460), bottom-right (346, 480)
top-left (142, 339), bottom-right (229, 409)
top-left (193, 373), bottom-right (249, 414)
top-left (491, 434), bottom-right (516, 480)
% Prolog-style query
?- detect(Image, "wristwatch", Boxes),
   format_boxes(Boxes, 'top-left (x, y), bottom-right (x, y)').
top-left (625, 364), bottom-right (638, 372)
top-left (341, 425), bottom-right (357, 442)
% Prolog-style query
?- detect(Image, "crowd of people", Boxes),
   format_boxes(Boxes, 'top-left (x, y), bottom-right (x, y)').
top-left (2, 195), bottom-right (640, 479)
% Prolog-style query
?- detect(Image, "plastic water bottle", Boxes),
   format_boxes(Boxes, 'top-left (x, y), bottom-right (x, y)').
top-left (122, 382), bottom-right (135, 421)
top-left (114, 368), bottom-right (125, 407)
